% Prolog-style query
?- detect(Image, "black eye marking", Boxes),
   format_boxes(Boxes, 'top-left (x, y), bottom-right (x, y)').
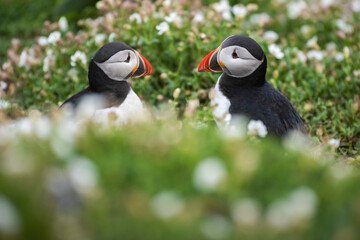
top-left (125, 53), bottom-right (130, 63)
top-left (232, 50), bottom-right (239, 59)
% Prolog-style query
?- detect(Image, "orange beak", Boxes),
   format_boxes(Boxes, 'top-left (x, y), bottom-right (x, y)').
top-left (198, 48), bottom-right (222, 73)
top-left (132, 52), bottom-right (154, 78)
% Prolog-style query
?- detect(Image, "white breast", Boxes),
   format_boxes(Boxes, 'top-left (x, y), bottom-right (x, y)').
top-left (92, 89), bottom-right (145, 126)
top-left (211, 74), bottom-right (231, 126)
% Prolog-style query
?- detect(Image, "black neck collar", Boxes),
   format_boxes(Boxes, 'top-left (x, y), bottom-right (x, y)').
top-left (88, 59), bottom-right (131, 97)
top-left (219, 57), bottom-right (267, 98)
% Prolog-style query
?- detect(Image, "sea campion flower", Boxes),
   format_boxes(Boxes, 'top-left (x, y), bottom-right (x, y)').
top-left (58, 16), bottom-right (68, 31)
top-left (108, 32), bottom-right (116, 42)
top-left (268, 44), bottom-right (284, 59)
top-left (193, 157), bottom-right (227, 192)
top-left (336, 19), bottom-right (353, 33)
top-left (193, 11), bottom-right (205, 24)
top-left (287, 0), bottom-right (307, 19)
top-left (249, 13), bottom-right (270, 26)
top-left (328, 138), bottom-right (340, 148)
top-left (232, 4), bottom-right (247, 18)
top-left (247, 120), bottom-right (268, 137)
top-left (231, 198), bottom-right (261, 226)
top-left (151, 191), bottom-right (184, 220)
top-left (263, 31), bottom-right (279, 43)
top-left (212, 0), bottom-right (232, 21)
top-left (164, 12), bottom-right (183, 26)
top-left (307, 50), bottom-right (324, 61)
top-left (94, 33), bottom-right (106, 45)
top-left (38, 36), bottom-right (48, 46)
top-left (47, 31), bottom-right (61, 45)
top-left (70, 50), bottom-right (87, 66)
top-left (129, 13), bottom-right (142, 24)
top-left (0, 99), bottom-right (10, 109)
top-left (156, 22), bottom-right (170, 35)
top-left (18, 50), bottom-right (29, 68)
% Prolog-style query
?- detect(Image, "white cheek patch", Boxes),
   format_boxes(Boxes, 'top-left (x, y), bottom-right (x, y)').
top-left (220, 46), bottom-right (263, 78)
top-left (95, 51), bottom-right (137, 81)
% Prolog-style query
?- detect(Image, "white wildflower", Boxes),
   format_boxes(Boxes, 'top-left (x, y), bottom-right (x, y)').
top-left (164, 12), bottom-right (183, 26)
top-left (263, 31), bottom-right (279, 43)
top-left (232, 5), bottom-right (247, 18)
top-left (287, 0), bottom-right (307, 19)
top-left (16, 118), bottom-right (32, 135)
top-left (47, 31), bottom-right (61, 45)
top-left (328, 138), bottom-right (340, 148)
top-left (335, 52), bottom-right (344, 61)
top-left (108, 32), bottom-right (116, 42)
top-left (32, 117), bottom-right (52, 139)
top-left (201, 215), bottom-right (231, 240)
top-left (320, 0), bottom-right (336, 8)
top-left (353, 70), bottom-right (360, 78)
top-left (193, 157), bottom-right (227, 192)
top-left (193, 11), bottom-right (205, 24)
top-left (268, 43), bottom-right (284, 59)
top-left (336, 19), bottom-right (353, 33)
top-left (307, 50), bottom-right (324, 61)
top-left (0, 195), bottom-right (21, 234)
top-left (38, 36), bottom-right (48, 46)
top-left (300, 25), bottom-right (311, 36)
top-left (0, 81), bottom-right (7, 90)
top-left (0, 99), bottom-right (10, 109)
top-left (163, 0), bottom-right (171, 7)
top-left (306, 36), bottom-right (318, 48)
top-left (156, 22), bottom-right (170, 35)
top-left (213, 0), bottom-right (232, 21)
top-left (59, 16), bottom-right (68, 31)
top-left (231, 198), bottom-right (261, 226)
top-left (326, 42), bottom-right (337, 51)
top-left (266, 186), bottom-right (317, 230)
top-left (70, 50), bottom-right (87, 66)
top-left (249, 13), bottom-right (270, 25)
top-left (129, 13), bottom-right (142, 24)
top-left (352, 0), bottom-right (360, 12)
top-left (151, 191), bottom-right (184, 219)
top-left (247, 120), bottom-right (268, 137)
top-left (94, 33), bottom-right (106, 45)
top-left (283, 130), bottom-right (310, 152)
top-left (296, 50), bottom-right (307, 63)
top-left (67, 156), bottom-right (98, 197)
top-left (18, 50), bottom-right (28, 68)
top-left (43, 49), bottom-right (54, 72)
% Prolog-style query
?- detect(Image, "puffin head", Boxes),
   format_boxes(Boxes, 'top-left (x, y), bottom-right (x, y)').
top-left (89, 42), bottom-right (153, 82)
top-left (198, 35), bottom-right (266, 79)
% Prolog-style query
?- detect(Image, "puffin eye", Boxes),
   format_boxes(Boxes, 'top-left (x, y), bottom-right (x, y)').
top-left (232, 50), bottom-right (239, 59)
top-left (125, 53), bottom-right (130, 63)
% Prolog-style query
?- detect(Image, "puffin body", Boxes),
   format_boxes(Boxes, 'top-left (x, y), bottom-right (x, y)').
top-left (61, 42), bottom-right (153, 124)
top-left (199, 35), bottom-right (306, 136)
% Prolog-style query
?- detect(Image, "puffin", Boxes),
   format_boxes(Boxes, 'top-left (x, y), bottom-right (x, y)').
top-left (61, 42), bottom-right (153, 124)
top-left (198, 35), bottom-right (306, 136)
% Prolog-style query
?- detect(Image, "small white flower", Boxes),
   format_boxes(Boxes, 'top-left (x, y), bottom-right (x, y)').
top-left (263, 31), bottom-right (279, 43)
top-left (283, 130), bottom-right (309, 152)
top-left (336, 19), bottom-right (353, 33)
top-left (296, 50), bottom-right (307, 63)
top-left (38, 36), bottom-right (48, 46)
top-left (47, 31), bottom-right (61, 45)
top-left (231, 198), bottom-right (261, 226)
top-left (352, 0), bottom-right (360, 12)
top-left (0, 195), bottom-right (21, 234)
top-left (287, 0), bottom-right (307, 19)
top-left (201, 215), bottom-right (232, 240)
top-left (156, 22), bottom-right (170, 35)
top-left (67, 156), bottom-right (98, 197)
top-left (353, 69), bottom-right (360, 78)
top-left (59, 16), bottom-right (68, 31)
top-left (247, 120), bottom-right (268, 137)
top-left (213, 0), bottom-right (232, 21)
top-left (0, 81), bottom-right (7, 90)
top-left (268, 43), bottom-right (284, 59)
top-left (129, 13), bottom-right (142, 24)
top-left (306, 36), bottom-right (318, 48)
top-left (307, 50), bottom-right (324, 61)
top-left (328, 138), bottom-right (340, 148)
top-left (16, 118), bottom-right (32, 135)
top-left (266, 186), bottom-right (317, 230)
top-left (0, 99), bottom-right (10, 109)
top-left (18, 50), bottom-right (28, 68)
top-left (164, 12), bottom-right (183, 26)
top-left (249, 13), bottom-right (270, 25)
top-left (108, 32), bottom-right (116, 42)
top-left (163, 0), bottom-right (171, 7)
top-left (193, 11), bottom-right (205, 23)
top-left (193, 157), bottom-right (227, 192)
top-left (320, 0), bottom-right (336, 8)
top-left (232, 5), bottom-right (247, 18)
top-left (70, 50), bottom-right (87, 66)
top-left (300, 25), bottom-right (311, 36)
top-left (335, 52), bottom-right (344, 61)
top-left (151, 191), bottom-right (184, 219)
top-left (94, 33), bottom-right (106, 45)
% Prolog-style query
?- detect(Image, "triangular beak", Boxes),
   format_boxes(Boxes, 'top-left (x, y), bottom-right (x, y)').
top-left (132, 52), bottom-right (154, 78)
top-left (198, 48), bottom-right (222, 72)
